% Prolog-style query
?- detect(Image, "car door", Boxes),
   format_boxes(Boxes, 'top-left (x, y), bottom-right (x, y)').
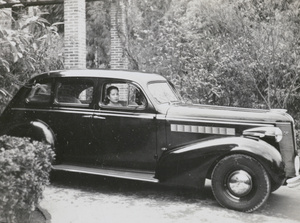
top-left (50, 77), bottom-right (98, 164)
top-left (91, 81), bottom-right (158, 171)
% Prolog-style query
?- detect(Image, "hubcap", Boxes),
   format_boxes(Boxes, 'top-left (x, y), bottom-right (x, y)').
top-left (227, 170), bottom-right (252, 197)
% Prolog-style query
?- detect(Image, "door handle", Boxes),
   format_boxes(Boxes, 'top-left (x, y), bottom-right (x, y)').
top-left (82, 114), bottom-right (105, 120)
top-left (82, 115), bottom-right (92, 118)
top-left (93, 116), bottom-right (106, 120)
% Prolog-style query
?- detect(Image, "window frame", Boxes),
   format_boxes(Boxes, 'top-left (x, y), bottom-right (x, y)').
top-left (99, 81), bottom-right (148, 111)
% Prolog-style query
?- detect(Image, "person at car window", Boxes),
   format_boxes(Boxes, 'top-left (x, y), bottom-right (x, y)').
top-left (104, 86), bottom-right (122, 107)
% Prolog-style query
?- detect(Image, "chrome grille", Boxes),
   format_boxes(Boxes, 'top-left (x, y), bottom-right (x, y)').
top-left (277, 122), bottom-right (296, 177)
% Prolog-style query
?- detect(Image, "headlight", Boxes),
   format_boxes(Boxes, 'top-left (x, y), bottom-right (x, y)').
top-left (274, 127), bottom-right (283, 142)
top-left (243, 127), bottom-right (283, 142)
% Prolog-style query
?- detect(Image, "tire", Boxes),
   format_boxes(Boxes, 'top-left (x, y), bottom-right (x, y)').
top-left (211, 154), bottom-right (271, 212)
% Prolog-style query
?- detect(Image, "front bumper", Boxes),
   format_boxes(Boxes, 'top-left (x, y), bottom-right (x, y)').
top-left (286, 155), bottom-right (300, 188)
top-left (287, 175), bottom-right (300, 188)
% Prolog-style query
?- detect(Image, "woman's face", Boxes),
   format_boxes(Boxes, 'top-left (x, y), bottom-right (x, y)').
top-left (108, 89), bottom-right (119, 103)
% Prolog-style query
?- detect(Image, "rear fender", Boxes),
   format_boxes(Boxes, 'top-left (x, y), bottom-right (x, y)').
top-left (155, 137), bottom-right (285, 188)
top-left (4, 120), bottom-right (56, 147)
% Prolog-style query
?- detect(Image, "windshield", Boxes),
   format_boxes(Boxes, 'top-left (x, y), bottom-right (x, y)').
top-left (148, 82), bottom-right (180, 104)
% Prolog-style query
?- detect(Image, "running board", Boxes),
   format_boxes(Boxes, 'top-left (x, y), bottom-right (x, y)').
top-left (52, 164), bottom-right (159, 183)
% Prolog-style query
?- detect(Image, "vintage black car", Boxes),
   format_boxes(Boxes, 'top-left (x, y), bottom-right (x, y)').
top-left (0, 69), bottom-right (299, 212)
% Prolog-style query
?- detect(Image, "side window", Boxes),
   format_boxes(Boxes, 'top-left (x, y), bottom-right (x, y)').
top-left (101, 82), bottom-right (146, 109)
top-left (55, 79), bottom-right (94, 106)
top-left (26, 81), bottom-right (52, 104)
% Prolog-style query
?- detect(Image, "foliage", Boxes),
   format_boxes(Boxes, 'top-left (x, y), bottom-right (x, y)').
top-left (127, 0), bottom-right (300, 110)
top-left (41, 4), bottom-right (64, 33)
top-left (0, 7), bottom-right (64, 113)
top-left (0, 135), bottom-right (55, 223)
top-left (86, 1), bottom-right (111, 68)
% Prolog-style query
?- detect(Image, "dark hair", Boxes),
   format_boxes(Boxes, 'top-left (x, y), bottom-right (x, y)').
top-left (103, 86), bottom-right (119, 105)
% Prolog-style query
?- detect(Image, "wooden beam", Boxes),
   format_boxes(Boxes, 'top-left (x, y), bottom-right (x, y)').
top-left (0, 0), bottom-right (63, 8)
top-left (0, 0), bottom-right (104, 9)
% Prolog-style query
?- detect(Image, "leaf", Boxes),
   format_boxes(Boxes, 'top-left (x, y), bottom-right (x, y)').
top-left (10, 45), bottom-right (19, 63)
top-left (17, 52), bottom-right (23, 59)
top-left (52, 22), bottom-right (64, 26)
top-left (0, 58), bottom-right (10, 72)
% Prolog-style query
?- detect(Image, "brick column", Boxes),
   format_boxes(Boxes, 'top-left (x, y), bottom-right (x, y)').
top-left (110, 0), bottom-right (128, 70)
top-left (64, 0), bottom-right (86, 69)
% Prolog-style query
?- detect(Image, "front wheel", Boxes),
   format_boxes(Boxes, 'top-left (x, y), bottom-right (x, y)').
top-left (211, 154), bottom-right (271, 212)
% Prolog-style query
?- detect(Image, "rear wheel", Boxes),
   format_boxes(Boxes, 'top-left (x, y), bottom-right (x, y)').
top-left (211, 154), bottom-right (270, 212)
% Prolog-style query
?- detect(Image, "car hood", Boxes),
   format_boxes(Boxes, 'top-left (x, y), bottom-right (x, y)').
top-left (165, 104), bottom-right (293, 124)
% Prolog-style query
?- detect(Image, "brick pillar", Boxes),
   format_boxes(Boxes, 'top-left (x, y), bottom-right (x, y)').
top-left (64, 0), bottom-right (86, 69)
top-left (0, 8), bottom-right (12, 29)
top-left (110, 0), bottom-right (128, 70)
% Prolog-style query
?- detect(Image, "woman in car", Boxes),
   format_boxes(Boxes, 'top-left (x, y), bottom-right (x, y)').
top-left (104, 86), bottom-right (123, 107)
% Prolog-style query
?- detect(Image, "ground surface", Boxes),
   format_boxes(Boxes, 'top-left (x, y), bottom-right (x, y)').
top-left (38, 172), bottom-right (300, 223)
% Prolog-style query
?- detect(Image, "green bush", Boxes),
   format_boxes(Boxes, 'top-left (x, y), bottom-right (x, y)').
top-left (0, 135), bottom-right (55, 223)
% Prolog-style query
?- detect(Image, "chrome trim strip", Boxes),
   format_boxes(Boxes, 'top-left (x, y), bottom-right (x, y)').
top-left (12, 107), bottom-right (156, 120)
top-left (12, 107), bottom-right (95, 115)
top-left (171, 124), bottom-right (236, 135)
top-left (161, 117), bottom-right (275, 127)
top-left (95, 112), bottom-right (156, 119)
top-left (52, 164), bottom-right (159, 183)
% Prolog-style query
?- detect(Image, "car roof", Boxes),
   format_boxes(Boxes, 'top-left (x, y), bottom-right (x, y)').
top-left (30, 69), bottom-right (167, 85)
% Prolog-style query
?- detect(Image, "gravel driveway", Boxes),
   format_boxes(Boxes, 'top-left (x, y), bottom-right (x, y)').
top-left (40, 172), bottom-right (300, 223)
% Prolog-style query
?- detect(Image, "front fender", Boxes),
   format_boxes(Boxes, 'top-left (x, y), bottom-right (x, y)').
top-left (155, 136), bottom-right (285, 188)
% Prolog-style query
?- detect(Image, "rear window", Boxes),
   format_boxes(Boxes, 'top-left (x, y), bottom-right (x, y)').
top-left (26, 80), bottom-right (52, 104)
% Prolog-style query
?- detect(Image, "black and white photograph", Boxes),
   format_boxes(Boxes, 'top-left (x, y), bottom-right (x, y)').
top-left (0, 0), bottom-right (300, 222)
